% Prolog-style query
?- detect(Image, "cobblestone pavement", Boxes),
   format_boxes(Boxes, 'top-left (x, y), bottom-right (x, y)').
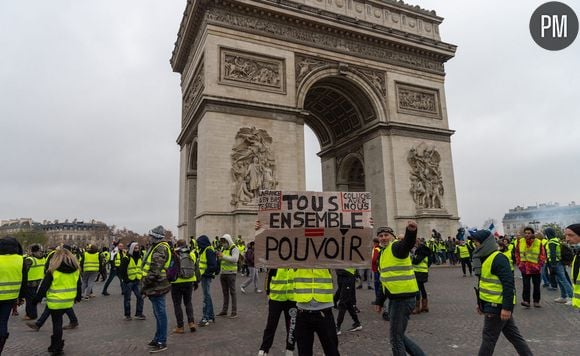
top-left (4, 266), bottom-right (578, 355)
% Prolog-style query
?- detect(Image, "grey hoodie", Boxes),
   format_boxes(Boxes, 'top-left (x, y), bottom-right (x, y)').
top-left (220, 234), bottom-right (239, 275)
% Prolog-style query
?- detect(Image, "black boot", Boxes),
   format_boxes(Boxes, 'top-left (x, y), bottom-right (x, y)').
top-left (0, 334), bottom-right (8, 354)
top-left (48, 336), bottom-right (64, 355)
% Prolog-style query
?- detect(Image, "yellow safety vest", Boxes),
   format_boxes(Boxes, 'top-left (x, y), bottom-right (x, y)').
top-left (141, 242), bottom-right (171, 278)
top-left (82, 251), bottom-right (100, 272)
top-left (0, 254), bottom-right (23, 301)
top-left (479, 251), bottom-right (516, 305)
top-left (379, 242), bottom-right (418, 295)
top-left (572, 255), bottom-right (579, 309)
top-left (46, 269), bottom-right (79, 310)
top-left (547, 238), bottom-right (561, 262)
top-left (269, 268), bottom-right (295, 302)
top-left (518, 238), bottom-right (541, 263)
top-left (27, 256), bottom-right (46, 281)
top-left (344, 268), bottom-right (356, 275)
top-left (172, 250), bottom-right (197, 283)
top-left (113, 251), bottom-right (122, 267)
top-left (457, 245), bottom-right (470, 259)
top-left (127, 256), bottom-right (143, 281)
top-left (293, 269), bottom-right (333, 303)
top-left (199, 246), bottom-right (215, 276)
top-left (221, 245), bottom-right (238, 273)
top-left (502, 244), bottom-right (514, 272)
top-left (101, 251), bottom-right (110, 264)
top-left (413, 256), bottom-right (428, 273)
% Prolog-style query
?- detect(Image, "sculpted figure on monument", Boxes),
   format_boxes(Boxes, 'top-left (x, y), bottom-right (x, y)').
top-left (408, 144), bottom-right (444, 209)
top-left (231, 127), bottom-right (278, 206)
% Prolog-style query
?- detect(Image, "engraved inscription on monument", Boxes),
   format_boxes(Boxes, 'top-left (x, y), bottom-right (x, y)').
top-left (396, 83), bottom-right (441, 119)
top-left (220, 48), bottom-right (285, 94)
top-left (408, 144), bottom-right (445, 210)
top-left (231, 127), bottom-right (278, 207)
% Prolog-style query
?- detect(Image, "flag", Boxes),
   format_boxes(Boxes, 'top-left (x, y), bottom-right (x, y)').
top-left (488, 223), bottom-right (495, 231)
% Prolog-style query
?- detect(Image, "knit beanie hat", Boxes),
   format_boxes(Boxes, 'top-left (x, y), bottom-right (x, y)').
top-left (566, 224), bottom-right (580, 236)
top-left (149, 225), bottom-right (166, 240)
top-left (471, 230), bottom-right (491, 243)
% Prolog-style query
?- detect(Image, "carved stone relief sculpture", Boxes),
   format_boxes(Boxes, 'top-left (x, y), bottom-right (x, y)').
top-left (408, 144), bottom-right (444, 210)
top-left (231, 127), bottom-right (278, 207)
top-left (396, 83), bottom-right (440, 118)
top-left (220, 48), bottom-right (285, 93)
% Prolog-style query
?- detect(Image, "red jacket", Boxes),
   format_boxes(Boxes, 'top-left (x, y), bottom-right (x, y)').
top-left (371, 245), bottom-right (381, 273)
top-left (515, 237), bottom-right (546, 275)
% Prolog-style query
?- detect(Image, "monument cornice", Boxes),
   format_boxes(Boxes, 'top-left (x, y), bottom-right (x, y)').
top-left (171, 0), bottom-right (456, 74)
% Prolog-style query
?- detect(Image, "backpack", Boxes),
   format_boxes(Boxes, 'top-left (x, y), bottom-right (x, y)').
top-left (178, 250), bottom-right (196, 279)
top-left (165, 250), bottom-right (180, 282)
top-left (560, 243), bottom-right (574, 266)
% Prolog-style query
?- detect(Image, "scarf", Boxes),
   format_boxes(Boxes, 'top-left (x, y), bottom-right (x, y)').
top-left (471, 236), bottom-right (499, 277)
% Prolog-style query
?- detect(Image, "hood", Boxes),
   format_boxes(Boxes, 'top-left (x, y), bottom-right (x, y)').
top-left (57, 258), bottom-right (79, 273)
top-left (543, 227), bottom-right (556, 239)
top-left (128, 242), bottom-right (138, 256)
top-left (197, 235), bottom-right (211, 250)
top-left (0, 237), bottom-right (23, 255)
top-left (221, 234), bottom-right (234, 248)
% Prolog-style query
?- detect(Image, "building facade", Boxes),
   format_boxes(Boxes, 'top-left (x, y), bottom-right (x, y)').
top-left (502, 202), bottom-right (580, 236)
top-left (42, 219), bottom-right (111, 247)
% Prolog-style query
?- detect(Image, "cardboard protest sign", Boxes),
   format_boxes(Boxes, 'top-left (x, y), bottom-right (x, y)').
top-left (255, 190), bottom-right (372, 268)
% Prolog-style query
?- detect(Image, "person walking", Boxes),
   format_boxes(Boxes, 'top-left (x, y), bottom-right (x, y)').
top-left (471, 230), bottom-right (533, 356)
top-left (79, 244), bottom-right (100, 300)
top-left (563, 224), bottom-right (580, 310)
top-left (412, 239), bottom-right (431, 314)
top-left (375, 221), bottom-right (425, 356)
top-left (23, 244), bottom-right (45, 320)
top-left (515, 227), bottom-right (546, 308)
top-left (170, 240), bottom-right (198, 334)
top-left (95, 247), bottom-right (109, 283)
top-left (119, 242), bottom-right (146, 321)
top-left (258, 268), bottom-right (297, 356)
top-left (240, 241), bottom-right (262, 294)
top-left (0, 237), bottom-right (26, 354)
top-left (335, 268), bottom-right (362, 335)
top-left (102, 242), bottom-right (125, 296)
top-left (196, 235), bottom-right (218, 327)
top-left (544, 228), bottom-right (573, 305)
top-left (141, 226), bottom-right (172, 353)
top-left (456, 240), bottom-right (473, 277)
top-left (32, 247), bottom-right (81, 355)
top-left (217, 234), bottom-right (239, 318)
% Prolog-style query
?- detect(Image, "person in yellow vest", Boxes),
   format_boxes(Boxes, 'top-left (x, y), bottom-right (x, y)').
top-left (545, 227), bottom-right (574, 304)
top-left (456, 239), bottom-right (473, 277)
top-left (79, 244), bottom-right (100, 300)
top-left (196, 235), bottom-right (218, 327)
top-left (237, 239), bottom-right (248, 276)
top-left (119, 242), bottom-right (146, 321)
top-left (334, 268), bottom-right (362, 335)
top-left (169, 239), bottom-right (198, 333)
top-left (102, 242), bottom-right (125, 296)
top-left (0, 237), bottom-right (26, 354)
top-left (95, 247), bottom-right (109, 283)
top-left (23, 244), bottom-right (45, 320)
top-left (32, 247), bottom-right (81, 355)
top-left (470, 230), bottom-right (533, 355)
top-left (258, 268), bottom-right (296, 356)
top-left (563, 224), bottom-right (580, 310)
top-left (375, 221), bottom-right (425, 356)
top-left (141, 226), bottom-right (172, 353)
top-left (515, 227), bottom-right (546, 308)
top-left (217, 234), bottom-right (240, 319)
top-left (412, 238), bottom-right (431, 314)
top-left (498, 237), bottom-right (515, 273)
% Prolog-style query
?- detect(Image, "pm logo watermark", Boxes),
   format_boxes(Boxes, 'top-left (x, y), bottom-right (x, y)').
top-left (530, 1), bottom-right (578, 50)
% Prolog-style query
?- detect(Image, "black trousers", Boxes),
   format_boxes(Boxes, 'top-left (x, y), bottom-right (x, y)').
top-left (522, 273), bottom-right (541, 303)
top-left (295, 308), bottom-right (339, 356)
top-left (259, 300), bottom-right (297, 353)
top-left (416, 281), bottom-right (427, 300)
top-left (50, 309), bottom-right (67, 342)
top-left (461, 258), bottom-right (473, 275)
top-left (37, 305), bottom-right (77, 328)
top-left (25, 283), bottom-right (39, 318)
top-left (171, 282), bottom-right (194, 327)
top-left (478, 314), bottom-right (532, 356)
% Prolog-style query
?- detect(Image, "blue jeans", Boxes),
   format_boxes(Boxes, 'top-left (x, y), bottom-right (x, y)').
top-left (201, 277), bottom-right (214, 321)
top-left (389, 297), bottom-right (425, 356)
top-left (149, 295), bottom-right (168, 345)
top-left (552, 263), bottom-right (573, 298)
top-left (123, 281), bottom-right (144, 317)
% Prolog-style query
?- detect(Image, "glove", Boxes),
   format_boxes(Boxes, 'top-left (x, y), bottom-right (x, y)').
top-left (193, 282), bottom-right (199, 291)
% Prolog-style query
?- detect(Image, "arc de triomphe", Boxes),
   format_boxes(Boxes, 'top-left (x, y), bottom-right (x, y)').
top-left (171, 0), bottom-right (460, 240)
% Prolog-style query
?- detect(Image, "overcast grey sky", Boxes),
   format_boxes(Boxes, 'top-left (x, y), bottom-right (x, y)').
top-left (1, 1), bottom-right (579, 235)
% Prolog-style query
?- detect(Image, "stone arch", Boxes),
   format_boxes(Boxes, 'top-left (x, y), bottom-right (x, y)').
top-left (188, 138), bottom-right (198, 175)
top-left (337, 152), bottom-right (365, 192)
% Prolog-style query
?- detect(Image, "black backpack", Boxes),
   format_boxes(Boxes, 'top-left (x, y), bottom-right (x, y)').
top-left (560, 243), bottom-right (574, 266)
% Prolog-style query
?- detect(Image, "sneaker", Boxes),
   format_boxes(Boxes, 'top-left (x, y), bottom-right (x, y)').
top-left (258, 351), bottom-right (267, 356)
top-left (229, 312), bottom-right (238, 319)
top-left (336, 328), bottom-right (342, 335)
top-left (89, 294), bottom-right (96, 298)
top-left (255, 289), bottom-right (263, 293)
top-left (348, 324), bottom-right (362, 332)
top-left (520, 301), bottom-right (530, 308)
top-left (63, 322), bottom-right (78, 330)
top-left (554, 297), bottom-right (568, 303)
top-left (217, 311), bottom-right (228, 317)
top-left (124, 316), bottom-right (132, 321)
top-left (565, 300), bottom-right (573, 306)
top-left (149, 343), bottom-right (167, 353)
top-left (533, 302), bottom-right (541, 308)
top-left (240, 286), bottom-right (247, 294)
top-left (198, 319), bottom-right (209, 327)
top-left (147, 340), bottom-right (157, 347)
top-left (26, 322), bottom-right (40, 331)
top-left (135, 315), bottom-right (146, 320)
